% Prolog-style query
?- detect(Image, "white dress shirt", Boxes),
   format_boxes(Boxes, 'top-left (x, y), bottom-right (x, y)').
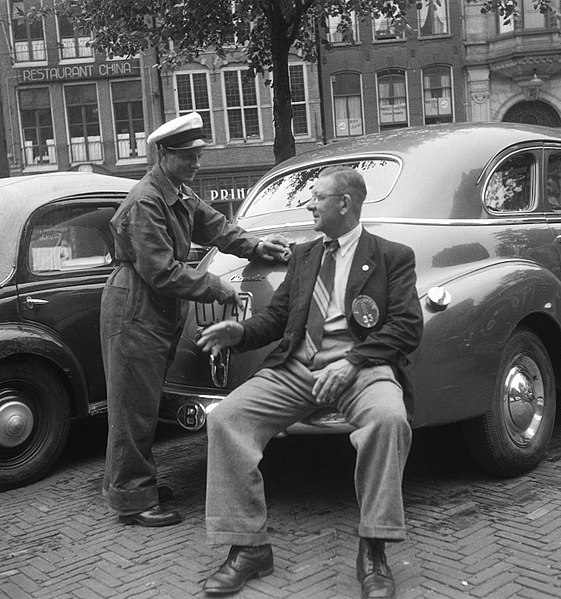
top-left (323, 224), bottom-right (363, 333)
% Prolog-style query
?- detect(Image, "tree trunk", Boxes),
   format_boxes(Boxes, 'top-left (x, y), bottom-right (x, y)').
top-left (269, 18), bottom-right (295, 164)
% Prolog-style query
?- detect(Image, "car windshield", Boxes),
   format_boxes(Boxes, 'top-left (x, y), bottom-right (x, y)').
top-left (240, 159), bottom-right (400, 218)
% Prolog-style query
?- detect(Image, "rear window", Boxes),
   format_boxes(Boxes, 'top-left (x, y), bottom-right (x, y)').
top-left (239, 159), bottom-right (400, 218)
top-left (484, 152), bottom-right (535, 213)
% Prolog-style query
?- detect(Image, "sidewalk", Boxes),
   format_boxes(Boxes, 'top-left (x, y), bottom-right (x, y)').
top-left (1, 416), bottom-right (561, 599)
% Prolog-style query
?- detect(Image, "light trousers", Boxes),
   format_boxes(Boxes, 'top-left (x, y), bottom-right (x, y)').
top-left (206, 358), bottom-right (411, 546)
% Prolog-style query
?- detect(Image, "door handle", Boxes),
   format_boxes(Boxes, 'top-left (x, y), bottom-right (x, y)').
top-left (556, 235), bottom-right (561, 244)
top-left (25, 296), bottom-right (49, 309)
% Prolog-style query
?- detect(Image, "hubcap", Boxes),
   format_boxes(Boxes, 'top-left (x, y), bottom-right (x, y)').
top-left (0, 399), bottom-right (34, 448)
top-left (503, 356), bottom-right (544, 447)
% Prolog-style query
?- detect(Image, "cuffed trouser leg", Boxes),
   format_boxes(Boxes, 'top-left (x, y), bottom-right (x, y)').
top-left (206, 360), bottom-right (318, 546)
top-left (102, 326), bottom-right (170, 516)
top-left (337, 366), bottom-right (411, 541)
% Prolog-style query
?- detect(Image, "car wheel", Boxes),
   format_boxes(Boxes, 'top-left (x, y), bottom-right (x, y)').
top-left (462, 327), bottom-right (556, 478)
top-left (0, 360), bottom-right (70, 490)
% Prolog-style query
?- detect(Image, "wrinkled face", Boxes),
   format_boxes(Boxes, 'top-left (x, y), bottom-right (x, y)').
top-left (162, 147), bottom-right (203, 185)
top-left (307, 174), bottom-right (345, 238)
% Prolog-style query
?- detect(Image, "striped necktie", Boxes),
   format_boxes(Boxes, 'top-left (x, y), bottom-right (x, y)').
top-left (304, 239), bottom-right (340, 359)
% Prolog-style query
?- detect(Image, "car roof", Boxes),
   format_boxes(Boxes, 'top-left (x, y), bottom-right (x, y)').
top-left (0, 172), bottom-right (135, 286)
top-left (238, 122), bottom-right (561, 227)
top-left (268, 122), bottom-right (561, 175)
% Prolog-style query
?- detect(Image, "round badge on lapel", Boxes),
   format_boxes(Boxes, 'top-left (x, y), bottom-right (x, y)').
top-left (352, 295), bottom-right (379, 328)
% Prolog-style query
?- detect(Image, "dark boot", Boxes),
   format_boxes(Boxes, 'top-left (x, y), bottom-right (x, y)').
top-left (356, 538), bottom-right (396, 598)
top-left (203, 544), bottom-right (274, 595)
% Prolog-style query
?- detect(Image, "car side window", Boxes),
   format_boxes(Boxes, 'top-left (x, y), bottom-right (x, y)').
top-left (546, 153), bottom-right (561, 211)
top-left (28, 205), bottom-right (116, 274)
top-left (484, 153), bottom-right (534, 213)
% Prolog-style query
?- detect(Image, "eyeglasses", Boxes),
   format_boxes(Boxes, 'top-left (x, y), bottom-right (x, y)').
top-left (310, 193), bottom-right (344, 205)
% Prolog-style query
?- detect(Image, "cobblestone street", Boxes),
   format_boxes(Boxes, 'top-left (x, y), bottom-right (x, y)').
top-left (2, 414), bottom-right (561, 599)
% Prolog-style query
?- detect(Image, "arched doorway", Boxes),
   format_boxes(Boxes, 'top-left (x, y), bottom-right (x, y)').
top-left (503, 101), bottom-right (561, 127)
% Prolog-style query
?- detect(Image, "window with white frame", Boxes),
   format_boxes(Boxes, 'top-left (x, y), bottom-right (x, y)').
top-left (223, 69), bottom-right (261, 141)
top-left (175, 72), bottom-right (213, 140)
top-left (57, 14), bottom-right (93, 60)
top-left (498, 0), bottom-right (548, 33)
top-left (377, 70), bottom-right (408, 130)
top-left (418, 0), bottom-right (449, 36)
top-left (10, 0), bottom-right (46, 62)
top-left (19, 87), bottom-right (56, 167)
top-left (331, 72), bottom-right (364, 138)
top-left (423, 65), bottom-right (453, 124)
top-left (64, 83), bottom-right (102, 163)
top-left (112, 80), bottom-right (145, 160)
top-left (372, 13), bottom-right (404, 41)
top-left (327, 12), bottom-right (359, 44)
top-left (289, 64), bottom-right (309, 136)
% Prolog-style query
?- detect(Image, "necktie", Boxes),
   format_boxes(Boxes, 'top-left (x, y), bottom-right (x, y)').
top-left (304, 239), bottom-right (340, 359)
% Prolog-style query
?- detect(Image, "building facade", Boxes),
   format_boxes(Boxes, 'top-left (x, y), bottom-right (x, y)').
top-left (318, 1), bottom-right (466, 141)
top-left (0, 0), bottom-right (323, 219)
top-left (464, 0), bottom-right (561, 127)
top-left (1, 1), bottom-right (560, 219)
top-left (0, 0), bottom-right (157, 180)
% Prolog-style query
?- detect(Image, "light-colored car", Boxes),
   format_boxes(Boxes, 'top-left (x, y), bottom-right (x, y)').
top-left (162, 122), bottom-right (561, 478)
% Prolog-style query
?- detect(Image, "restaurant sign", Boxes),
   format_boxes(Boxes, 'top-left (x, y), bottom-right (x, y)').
top-left (18, 60), bottom-right (140, 83)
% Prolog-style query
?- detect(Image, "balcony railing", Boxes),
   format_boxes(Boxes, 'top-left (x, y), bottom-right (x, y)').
top-left (23, 140), bottom-right (57, 167)
top-left (14, 39), bottom-right (46, 62)
top-left (116, 132), bottom-right (147, 159)
top-left (60, 36), bottom-right (93, 60)
top-left (70, 137), bottom-right (103, 163)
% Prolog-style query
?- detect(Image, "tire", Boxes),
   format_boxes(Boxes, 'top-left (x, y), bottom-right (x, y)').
top-left (0, 360), bottom-right (71, 490)
top-left (462, 327), bottom-right (556, 478)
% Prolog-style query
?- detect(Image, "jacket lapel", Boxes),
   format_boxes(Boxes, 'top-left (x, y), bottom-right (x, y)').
top-left (345, 231), bottom-right (378, 313)
top-left (299, 239), bottom-right (324, 310)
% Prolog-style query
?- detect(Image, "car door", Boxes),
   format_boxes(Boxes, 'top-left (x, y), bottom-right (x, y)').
top-left (543, 145), bottom-right (561, 270)
top-left (15, 196), bottom-right (122, 404)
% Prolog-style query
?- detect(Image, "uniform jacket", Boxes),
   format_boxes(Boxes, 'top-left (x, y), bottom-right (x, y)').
top-left (238, 229), bottom-right (424, 409)
top-left (104, 164), bottom-right (261, 340)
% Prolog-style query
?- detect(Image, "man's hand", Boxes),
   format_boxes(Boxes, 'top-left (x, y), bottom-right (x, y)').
top-left (255, 236), bottom-right (291, 263)
top-left (196, 321), bottom-right (244, 356)
top-left (217, 281), bottom-right (243, 309)
top-left (311, 359), bottom-right (359, 404)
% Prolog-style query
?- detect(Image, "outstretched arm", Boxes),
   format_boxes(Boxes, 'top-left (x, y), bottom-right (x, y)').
top-left (196, 321), bottom-right (244, 357)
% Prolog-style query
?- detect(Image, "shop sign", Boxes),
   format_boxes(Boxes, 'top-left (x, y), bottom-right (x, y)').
top-left (18, 60), bottom-right (140, 83)
top-left (209, 187), bottom-right (249, 202)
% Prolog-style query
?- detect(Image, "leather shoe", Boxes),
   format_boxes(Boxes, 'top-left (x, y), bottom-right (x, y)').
top-left (356, 538), bottom-right (396, 598)
top-left (118, 505), bottom-right (182, 527)
top-left (203, 544), bottom-right (274, 595)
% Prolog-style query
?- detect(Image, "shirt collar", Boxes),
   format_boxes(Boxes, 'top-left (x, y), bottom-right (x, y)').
top-left (153, 164), bottom-right (198, 207)
top-left (325, 224), bottom-right (362, 257)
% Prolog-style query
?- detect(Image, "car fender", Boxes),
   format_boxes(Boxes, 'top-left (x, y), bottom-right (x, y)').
top-left (412, 259), bottom-right (561, 427)
top-left (0, 322), bottom-right (89, 416)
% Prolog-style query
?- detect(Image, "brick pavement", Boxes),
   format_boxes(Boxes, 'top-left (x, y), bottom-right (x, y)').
top-left (1, 416), bottom-right (561, 599)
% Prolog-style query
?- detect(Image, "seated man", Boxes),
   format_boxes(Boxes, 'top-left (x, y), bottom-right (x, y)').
top-left (197, 166), bottom-right (424, 599)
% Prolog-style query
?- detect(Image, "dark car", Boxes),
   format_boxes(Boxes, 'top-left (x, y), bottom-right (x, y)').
top-left (162, 122), bottom-right (561, 478)
top-left (0, 172), bottom-right (136, 490)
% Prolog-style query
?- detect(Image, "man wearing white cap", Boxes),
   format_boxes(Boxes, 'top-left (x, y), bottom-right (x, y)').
top-left (100, 112), bottom-right (289, 527)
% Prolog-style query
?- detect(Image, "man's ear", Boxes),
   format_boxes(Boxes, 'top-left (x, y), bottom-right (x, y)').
top-left (339, 193), bottom-right (351, 215)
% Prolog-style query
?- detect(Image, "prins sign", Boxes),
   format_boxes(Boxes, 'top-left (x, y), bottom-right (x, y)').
top-left (18, 59), bottom-right (140, 83)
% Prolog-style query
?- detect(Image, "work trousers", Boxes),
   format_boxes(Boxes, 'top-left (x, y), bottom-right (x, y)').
top-left (206, 358), bottom-right (411, 546)
top-left (100, 274), bottom-right (184, 516)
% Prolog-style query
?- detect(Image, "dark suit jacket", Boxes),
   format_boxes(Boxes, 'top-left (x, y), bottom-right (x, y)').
top-left (238, 229), bottom-right (424, 411)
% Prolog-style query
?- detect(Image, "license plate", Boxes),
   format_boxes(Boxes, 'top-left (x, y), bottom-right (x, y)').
top-left (195, 292), bottom-right (253, 326)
